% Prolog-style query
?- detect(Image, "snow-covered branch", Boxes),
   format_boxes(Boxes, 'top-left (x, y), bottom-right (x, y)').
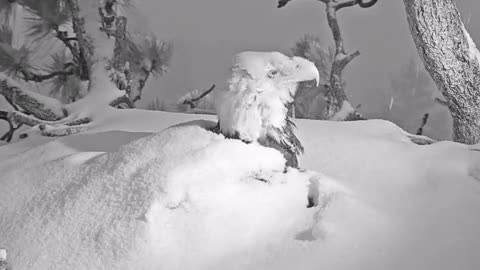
top-left (0, 74), bottom-right (66, 121)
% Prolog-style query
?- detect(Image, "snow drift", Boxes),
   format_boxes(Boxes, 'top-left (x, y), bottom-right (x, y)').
top-left (1, 111), bottom-right (480, 270)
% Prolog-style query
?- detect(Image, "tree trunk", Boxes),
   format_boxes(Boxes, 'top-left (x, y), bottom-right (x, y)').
top-left (404, 0), bottom-right (480, 144)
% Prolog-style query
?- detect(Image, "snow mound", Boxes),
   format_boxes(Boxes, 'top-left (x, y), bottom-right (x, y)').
top-left (0, 123), bottom-right (348, 270)
top-left (2, 114), bottom-right (480, 270)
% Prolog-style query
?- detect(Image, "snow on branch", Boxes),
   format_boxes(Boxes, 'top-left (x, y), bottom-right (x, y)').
top-left (0, 73), bottom-right (67, 121)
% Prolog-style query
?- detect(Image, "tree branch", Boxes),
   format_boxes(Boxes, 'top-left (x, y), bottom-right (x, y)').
top-left (182, 84), bottom-right (216, 109)
top-left (191, 84), bottom-right (216, 103)
top-left (434, 97), bottom-right (449, 107)
top-left (39, 123), bottom-right (90, 137)
top-left (55, 28), bottom-right (81, 66)
top-left (18, 67), bottom-right (75, 83)
top-left (0, 74), bottom-right (67, 120)
top-left (0, 110), bottom-right (23, 142)
top-left (130, 68), bottom-right (151, 104)
top-left (109, 95), bottom-right (135, 108)
top-left (335, 0), bottom-right (357, 11)
top-left (65, 0), bottom-right (93, 81)
top-left (416, 113), bottom-right (429, 135)
top-left (338, 50), bottom-right (360, 69)
top-left (326, 1), bottom-right (345, 55)
top-left (335, 0), bottom-right (378, 10)
top-left (357, 0), bottom-right (378, 8)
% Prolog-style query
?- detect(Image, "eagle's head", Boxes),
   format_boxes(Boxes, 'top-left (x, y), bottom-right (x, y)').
top-left (216, 51), bottom-right (319, 144)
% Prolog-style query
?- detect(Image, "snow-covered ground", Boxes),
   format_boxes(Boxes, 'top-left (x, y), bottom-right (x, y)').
top-left (1, 109), bottom-right (480, 270)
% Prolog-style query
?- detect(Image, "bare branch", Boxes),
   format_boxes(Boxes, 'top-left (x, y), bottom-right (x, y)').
top-left (191, 84), bottom-right (216, 103)
top-left (326, 1), bottom-right (345, 54)
top-left (0, 110), bottom-right (20, 142)
top-left (434, 97), bottom-right (448, 107)
top-left (335, 0), bottom-right (357, 11)
top-left (0, 122), bottom-right (21, 142)
top-left (416, 113), bottom-right (429, 135)
top-left (338, 50), bottom-right (360, 69)
top-left (182, 84), bottom-right (216, 109)
top-left (358, 0), bottom-right (378, 8)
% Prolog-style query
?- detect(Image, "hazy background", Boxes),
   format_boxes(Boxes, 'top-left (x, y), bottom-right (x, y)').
top-left (134, 0), bottom-right (480, 140)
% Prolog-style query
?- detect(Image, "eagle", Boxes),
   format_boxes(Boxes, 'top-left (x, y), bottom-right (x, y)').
top-left (215, 51), bottom-right (319, 168)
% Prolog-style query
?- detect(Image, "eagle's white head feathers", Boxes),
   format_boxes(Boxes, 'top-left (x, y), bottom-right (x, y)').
top-left (216, 51), bottom-right (319, 145)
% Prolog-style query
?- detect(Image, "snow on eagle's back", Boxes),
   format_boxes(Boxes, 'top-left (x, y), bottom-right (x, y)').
top-left (215, 51), bottom-right (319, 166)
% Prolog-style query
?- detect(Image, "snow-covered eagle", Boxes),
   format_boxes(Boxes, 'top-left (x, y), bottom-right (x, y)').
top-left (215, 51), bottom-right (319, 168)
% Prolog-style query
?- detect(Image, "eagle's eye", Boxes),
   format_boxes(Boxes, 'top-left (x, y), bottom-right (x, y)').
top-left (267, 70), bottom-right (279, 78)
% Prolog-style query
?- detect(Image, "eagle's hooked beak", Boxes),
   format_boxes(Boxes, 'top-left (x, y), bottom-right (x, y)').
top-left (291, 56), bottom-right (320, 87)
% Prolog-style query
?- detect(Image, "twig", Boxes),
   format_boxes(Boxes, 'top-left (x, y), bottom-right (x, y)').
top-left (335, 0), bottom-right (378, 10)
top-left (335, 0), bottom-right (358, 11)
top-left (435, 97), bottom-right (448, 107)
top-left (0, 110), bottom-right (22, 142)
top-left (357, 0), bottom-right (378, 8)
top-left (182, 84), bottom-right (216, 109)
top-left (191, 84), bottom-right (216, 103)
top-left (131, 68), bottom-right (151, 103)
top-left (416, 113), bottom-right (429, 135)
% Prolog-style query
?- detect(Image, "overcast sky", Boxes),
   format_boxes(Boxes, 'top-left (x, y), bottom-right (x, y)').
top-left (136, 0), bottom-right (479, 110)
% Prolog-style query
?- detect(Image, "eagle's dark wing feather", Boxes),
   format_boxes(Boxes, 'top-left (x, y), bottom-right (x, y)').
top-left (262, 102), bottom-right (304, 168)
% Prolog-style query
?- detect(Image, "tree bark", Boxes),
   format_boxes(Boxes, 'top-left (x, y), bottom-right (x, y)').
top-left (404, 0), bottom-right (480, 144)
